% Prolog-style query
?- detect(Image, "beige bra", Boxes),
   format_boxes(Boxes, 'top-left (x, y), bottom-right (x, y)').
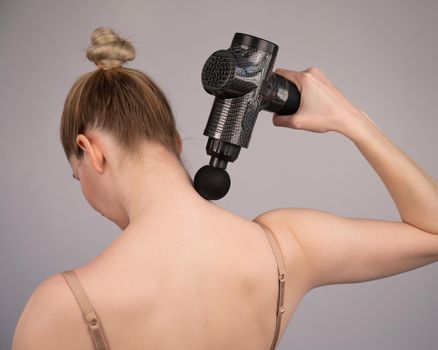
top-left (61, 222), bottom-right (286, 350)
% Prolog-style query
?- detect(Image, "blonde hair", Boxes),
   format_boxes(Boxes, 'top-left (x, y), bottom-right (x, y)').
top-left (60, 27), bottom-right (181, 161)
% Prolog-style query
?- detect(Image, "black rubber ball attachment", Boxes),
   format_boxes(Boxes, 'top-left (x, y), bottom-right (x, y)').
top-left (194, 165), bottom-right (231, 200)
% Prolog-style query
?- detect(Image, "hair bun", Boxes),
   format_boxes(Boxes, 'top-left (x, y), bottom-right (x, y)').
top-left (86, 27), bottom-right (135, 69)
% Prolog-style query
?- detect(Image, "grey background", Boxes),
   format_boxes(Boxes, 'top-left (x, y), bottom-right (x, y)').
top-left (1, 0), bottom-right (437, 349)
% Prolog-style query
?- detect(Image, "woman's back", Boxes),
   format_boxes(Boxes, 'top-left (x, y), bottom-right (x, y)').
top-left (11, 27), bottom-right (438, 350)
top-left (59, 210), bottom-right (305, 350)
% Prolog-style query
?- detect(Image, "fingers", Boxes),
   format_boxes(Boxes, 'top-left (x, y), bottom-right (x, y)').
top-left (272, 113), bottom-right (289, 127)
top-left (302, 67), bottom-right (346, 101)
top-left (272, 66), bottom-right (361, 133)
top-left (302, 67), bottom-right (337, 95)
top-left (275, 68), bottom-right (303, 90)
top-left (302, 67), bottom-right (329, 84)
top-left (273, 68), bottom-right (308, 128)
top-left (272, 113), bottom-right (301, 129)
top-left (276, 66), bottom-right (342, 99)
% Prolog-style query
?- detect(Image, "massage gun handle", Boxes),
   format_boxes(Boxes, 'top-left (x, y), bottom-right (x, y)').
top-left (262, 72), bottom-right (301, 116)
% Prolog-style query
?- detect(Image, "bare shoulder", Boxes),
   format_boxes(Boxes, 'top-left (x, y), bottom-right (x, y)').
top-left (253, 207), bottom-right (438, 289)
top-left (252, 208), bottom-right (313, 296)
top-left (12, 272), bottom-right (94, 350)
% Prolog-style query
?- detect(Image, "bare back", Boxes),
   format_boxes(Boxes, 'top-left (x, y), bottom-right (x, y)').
top-left (58, 211), bottom-right (308, 350)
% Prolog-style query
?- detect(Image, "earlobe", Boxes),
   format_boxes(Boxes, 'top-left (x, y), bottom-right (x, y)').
top-left (90, 144), bottom-right (105, 174)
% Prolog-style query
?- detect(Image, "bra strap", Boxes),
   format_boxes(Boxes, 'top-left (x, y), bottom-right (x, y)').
top-left (257, 221), bottom-right (286, 350)
top-left (61, 270), bottom-right (110, 350)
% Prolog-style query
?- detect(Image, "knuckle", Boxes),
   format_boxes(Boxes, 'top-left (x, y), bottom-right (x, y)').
top-left (307, 66), bottom-right (324, 77)
top-left (307, 66), bottom-right (319, 75)
top-left (300, 71), bottom-right (313, 84)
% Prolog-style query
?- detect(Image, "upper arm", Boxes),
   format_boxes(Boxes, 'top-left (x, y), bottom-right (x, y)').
top-left (12, 273), bottom-right (80, 350)
top-left (254, 208), bottom-right (438, 291)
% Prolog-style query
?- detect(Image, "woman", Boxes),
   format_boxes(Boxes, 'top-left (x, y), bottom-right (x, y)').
top-left (12, 27), bottom-right (438, 350)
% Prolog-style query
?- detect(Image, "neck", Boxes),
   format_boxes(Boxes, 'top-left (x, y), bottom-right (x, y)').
top-left (113, 146), bottom-right (217, 230)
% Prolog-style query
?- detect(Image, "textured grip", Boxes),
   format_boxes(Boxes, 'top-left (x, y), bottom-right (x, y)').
top-left (260, 73), bottom-right (301, 115)
top-left (276, 79), bottom-right (301, 115)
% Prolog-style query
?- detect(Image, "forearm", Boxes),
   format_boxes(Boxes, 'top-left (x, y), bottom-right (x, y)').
top-left (340, 112), bottom-right (438, 234)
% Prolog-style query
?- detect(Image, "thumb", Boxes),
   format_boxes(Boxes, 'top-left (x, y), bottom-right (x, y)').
top-left (275, 68), bottom-right (301, 89)
top-left (272, 114), bottom-right (292, 128)
top-left (273, 113), bottom-right (304, 129)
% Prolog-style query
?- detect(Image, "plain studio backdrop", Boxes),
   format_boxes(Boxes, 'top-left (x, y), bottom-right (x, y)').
top-left (1, 0), bottom-right (437, 349)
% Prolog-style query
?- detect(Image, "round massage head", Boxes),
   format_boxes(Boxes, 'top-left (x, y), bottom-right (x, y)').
top-left (194, 165), bottom-right (231, 200)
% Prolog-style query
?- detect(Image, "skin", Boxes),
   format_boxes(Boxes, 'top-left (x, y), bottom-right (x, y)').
top-left (12, 67), bottom-right (438, 350)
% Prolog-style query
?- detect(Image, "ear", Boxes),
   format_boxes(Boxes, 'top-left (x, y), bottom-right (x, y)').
top-left (76, 134), bottom-right (105, 174)
top-left (176, 131), bottom-right (183, 155)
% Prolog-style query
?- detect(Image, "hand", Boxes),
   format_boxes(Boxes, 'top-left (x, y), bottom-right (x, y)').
top-left (273, 67), bottom-right (370, 134)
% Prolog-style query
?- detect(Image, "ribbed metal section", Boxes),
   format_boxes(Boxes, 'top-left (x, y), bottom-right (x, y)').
top-left (204, 93), bottom-right (258, 148)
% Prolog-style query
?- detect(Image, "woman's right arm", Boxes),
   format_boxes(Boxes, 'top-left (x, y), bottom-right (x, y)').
top-left (344, 109), bottom-right (438, 234)
top-left (254, 67), bottom-right (438, 290)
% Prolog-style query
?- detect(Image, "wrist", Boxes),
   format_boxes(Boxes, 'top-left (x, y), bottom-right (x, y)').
top-left (337, 111), bottom-right (378, 142)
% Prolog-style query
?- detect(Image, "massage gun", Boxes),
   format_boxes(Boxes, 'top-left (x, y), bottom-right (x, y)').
top-left (193, 33), bottom-right (301, 200)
